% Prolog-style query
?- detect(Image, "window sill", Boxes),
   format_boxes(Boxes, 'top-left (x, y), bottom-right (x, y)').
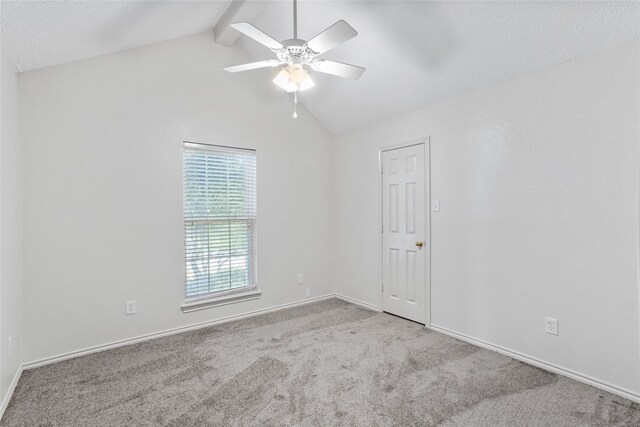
top-left (181, 289), bottom-right (261, 313)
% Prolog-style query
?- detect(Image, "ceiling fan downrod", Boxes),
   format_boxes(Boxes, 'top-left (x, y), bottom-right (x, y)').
top-left (292, 0), bottom-right (298, 119)
top-left (293, 0), bottom-right (298, 40)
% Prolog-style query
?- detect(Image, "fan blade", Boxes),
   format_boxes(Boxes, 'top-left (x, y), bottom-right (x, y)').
top-left (306, 20), bottom-right (357, 55)
top-left (224, 60), bottom-right (282, 73)
top-left (230, 22), bottom-right (283, 51)
top-left (312, 60), bottom-right (365, 80)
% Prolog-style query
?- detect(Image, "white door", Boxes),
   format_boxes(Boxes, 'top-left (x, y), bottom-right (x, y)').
top-left (382, 144), bottom-right (427, 323)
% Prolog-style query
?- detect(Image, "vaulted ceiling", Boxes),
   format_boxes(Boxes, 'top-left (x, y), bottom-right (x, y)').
top-left (2, 1), bottom-right (639, 134)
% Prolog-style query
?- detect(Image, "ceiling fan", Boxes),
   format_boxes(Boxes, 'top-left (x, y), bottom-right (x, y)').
top-left (223, 0), bottom-right (365, 117)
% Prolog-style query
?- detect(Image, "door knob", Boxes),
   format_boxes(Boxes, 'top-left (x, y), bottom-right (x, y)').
top-left (415, 241), bottom-right (424, 248)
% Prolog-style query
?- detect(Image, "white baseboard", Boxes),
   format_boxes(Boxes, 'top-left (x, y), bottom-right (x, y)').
top-left (335, 293), bottom-right (381, 312)
top-left (0, 366), bottom-right (23, 420)
top-left (429, 323), bottom-right (640, 404)
top-left (23, 294), bottom-right (335, 370)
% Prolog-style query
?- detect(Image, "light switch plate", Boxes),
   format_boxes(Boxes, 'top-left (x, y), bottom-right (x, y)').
top-left (431, 199), bottom-right (440, 212)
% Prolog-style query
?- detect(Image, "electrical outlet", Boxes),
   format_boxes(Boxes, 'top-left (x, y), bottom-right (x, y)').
top-left (125, 300), bottom-right (136, 316)
top-left (297, 274), bottom-right (304, 285)
top-left (305, 289), bottom-right (310, 298)
top-left (545, 317), bottom-right (558, 335)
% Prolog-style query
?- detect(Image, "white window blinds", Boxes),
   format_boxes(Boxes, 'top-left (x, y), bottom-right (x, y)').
top-left (183, 142), bottom-right (257, 301)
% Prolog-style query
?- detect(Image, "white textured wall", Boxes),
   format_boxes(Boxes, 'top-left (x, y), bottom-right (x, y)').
top-left (0, 49), bottom-right (24, 403)
top-left (19, 32), bottom-right (334, 363)
top-left (333, 40), bottom-right (640, 395)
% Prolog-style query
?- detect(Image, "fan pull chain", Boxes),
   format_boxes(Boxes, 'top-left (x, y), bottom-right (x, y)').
top-left (293, 91), bottom-right (298, 118)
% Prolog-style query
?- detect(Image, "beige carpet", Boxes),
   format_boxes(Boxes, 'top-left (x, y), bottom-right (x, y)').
top-left (2, 299), bottom-right (639, 426)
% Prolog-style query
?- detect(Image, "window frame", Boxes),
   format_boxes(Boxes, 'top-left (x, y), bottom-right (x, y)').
top-left (181, 141), bottom-right (259, 312)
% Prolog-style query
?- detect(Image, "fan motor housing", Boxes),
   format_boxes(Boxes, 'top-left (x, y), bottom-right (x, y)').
top-left (278, 39), bottom-right (314, 65)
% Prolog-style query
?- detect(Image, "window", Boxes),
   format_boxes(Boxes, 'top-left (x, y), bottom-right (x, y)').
top-left (182, 142), bottom-right (257, 306)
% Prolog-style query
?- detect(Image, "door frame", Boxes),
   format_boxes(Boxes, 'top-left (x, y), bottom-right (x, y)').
top-left (378, 137), bottom-right (431, 327)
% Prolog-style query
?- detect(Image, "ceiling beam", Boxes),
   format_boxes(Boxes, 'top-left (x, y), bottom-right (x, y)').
top-left (214, 0), bottom-right (268, 47)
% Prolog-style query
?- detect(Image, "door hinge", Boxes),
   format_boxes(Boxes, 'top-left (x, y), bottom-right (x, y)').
top-left (382, 283), bottom-right (384, 292)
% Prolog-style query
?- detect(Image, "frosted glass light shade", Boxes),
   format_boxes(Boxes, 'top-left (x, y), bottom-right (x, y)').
top-left (289, 65), bottom-right (307, 83)
top-left (273, 68), bottom-right (290, 89)
top-left (299, 76), bottom-right (315, 91)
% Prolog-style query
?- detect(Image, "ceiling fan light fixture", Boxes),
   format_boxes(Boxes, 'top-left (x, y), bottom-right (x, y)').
top-left (273, 65), bottom-right (315, 92)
